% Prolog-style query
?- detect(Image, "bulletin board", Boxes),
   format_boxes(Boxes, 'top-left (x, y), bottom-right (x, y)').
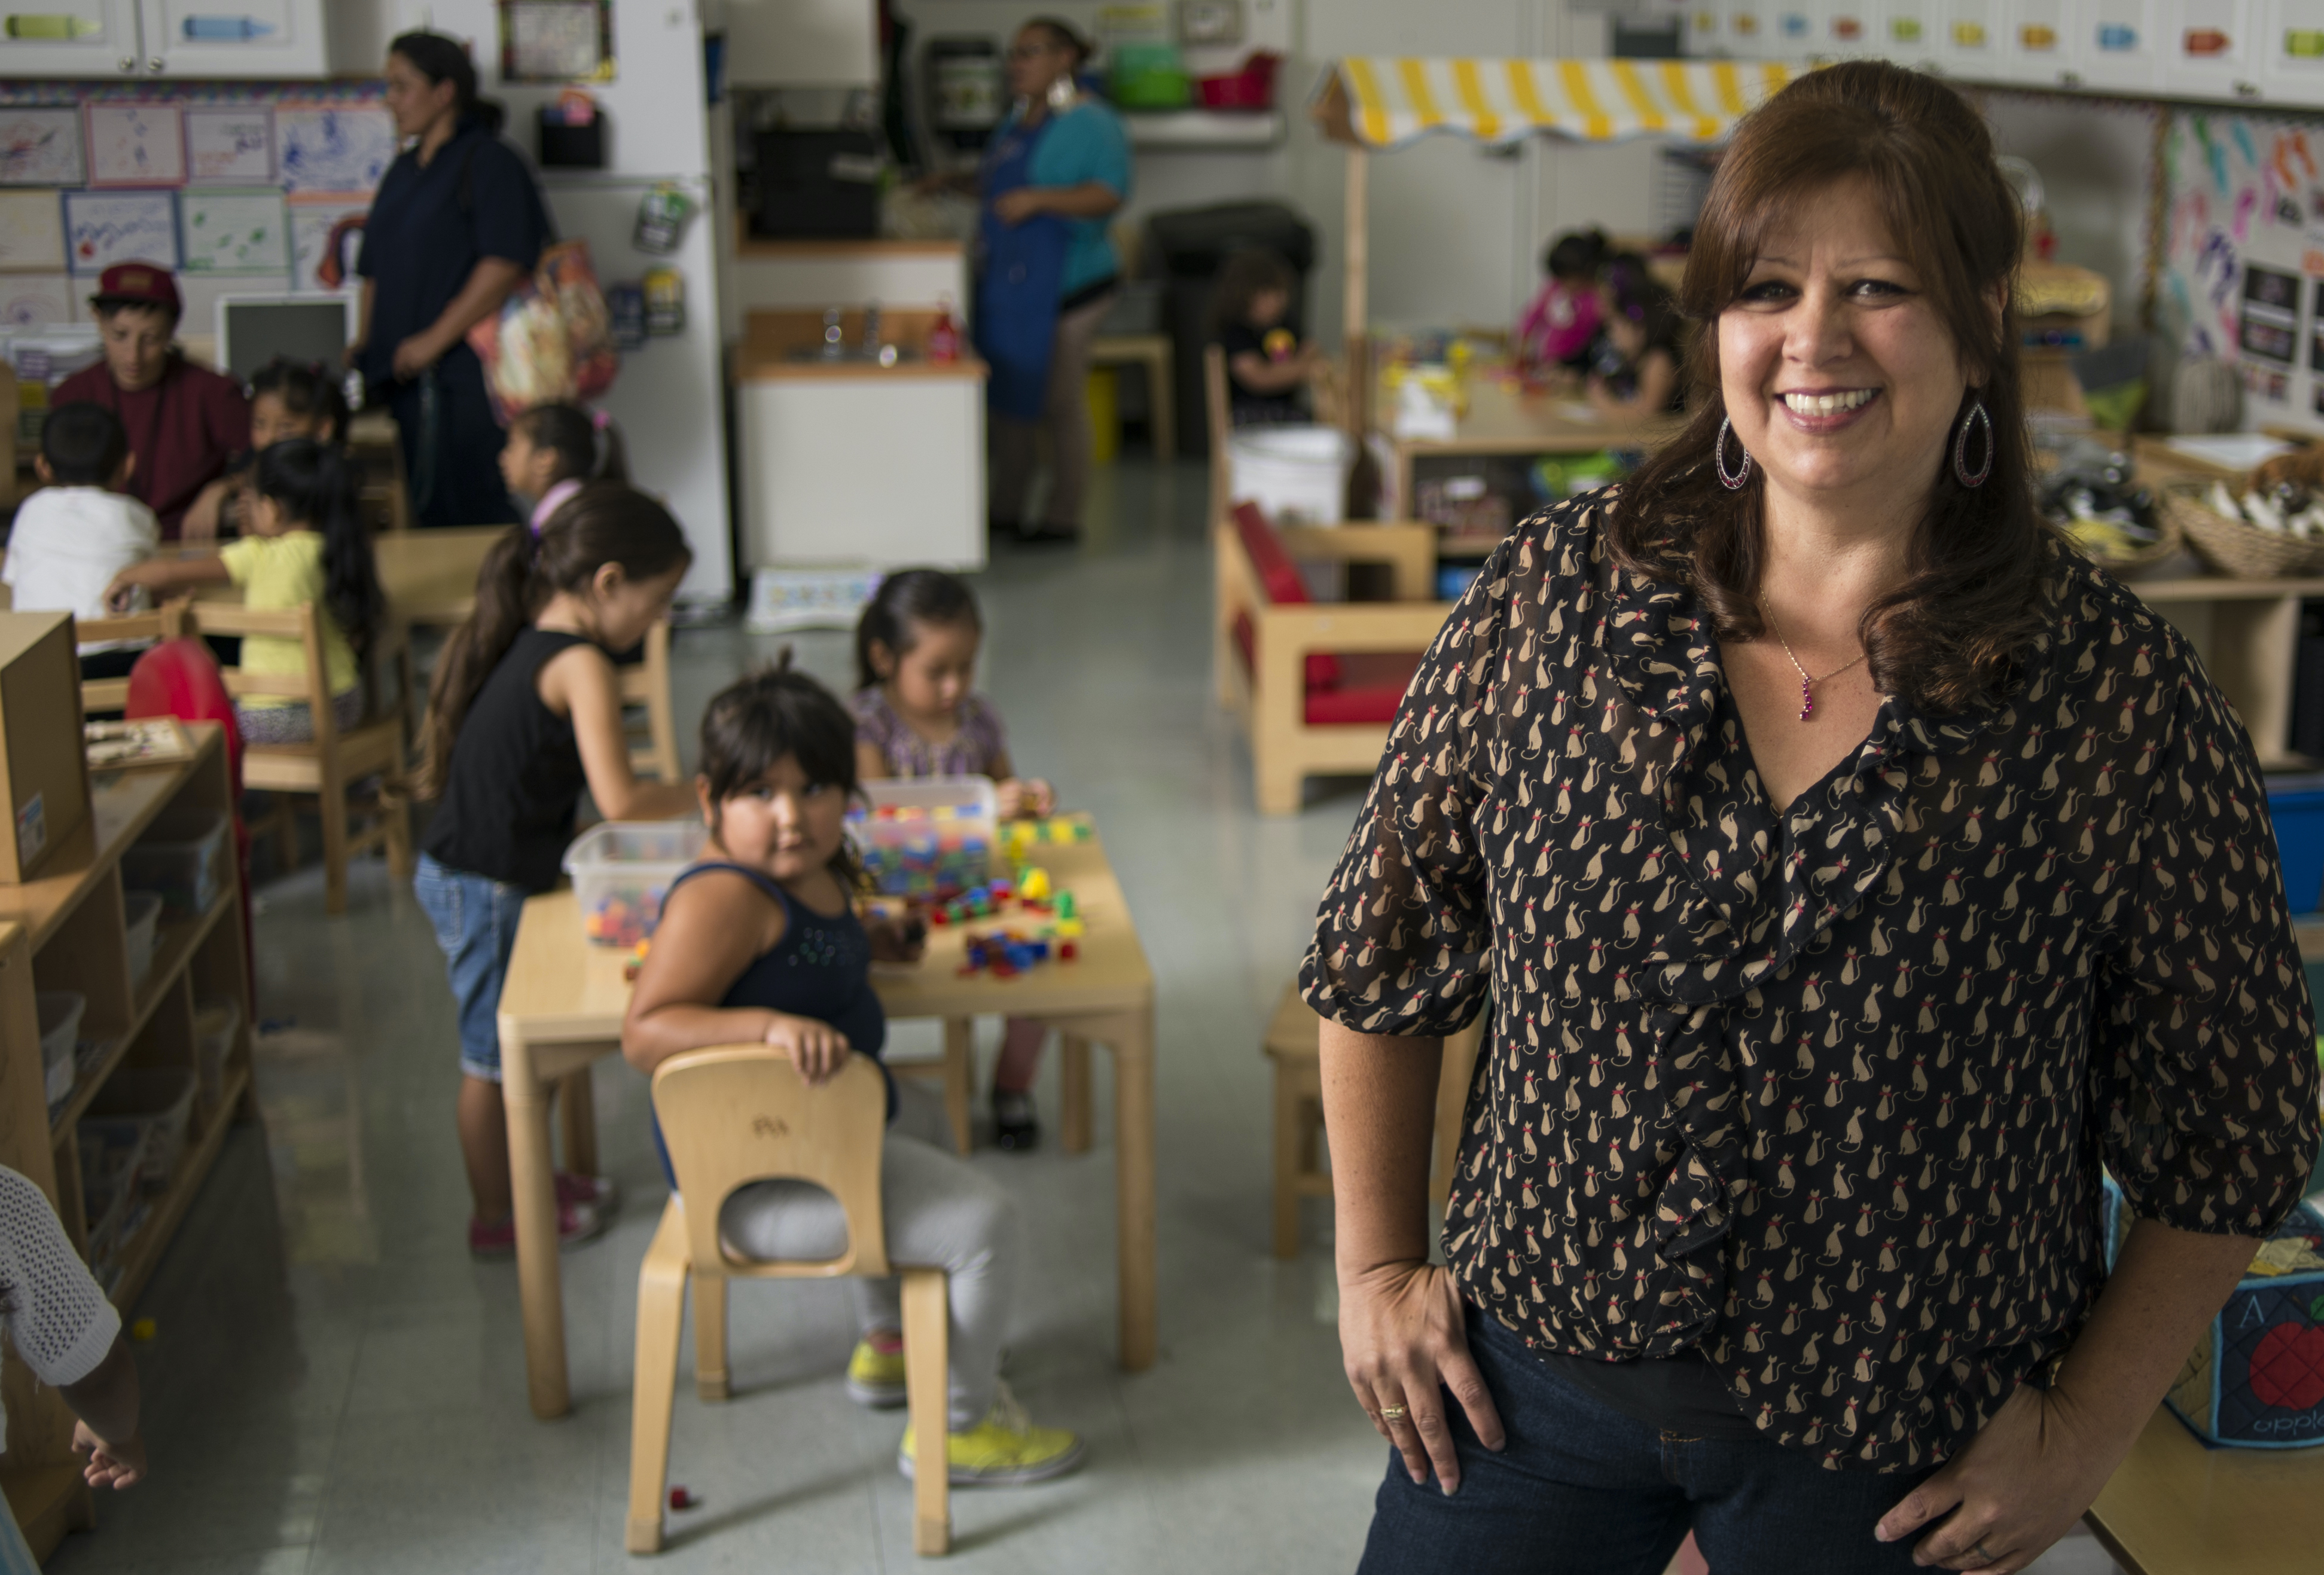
top-left (2157, 109), bottom-right (2324, 436)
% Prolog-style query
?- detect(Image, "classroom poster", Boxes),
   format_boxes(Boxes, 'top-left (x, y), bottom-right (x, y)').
top-left (85, 104), bottom-right (186, 188)
top-left (0, 109), bottom-right (84, 187)
top-left (275, 106), bottom-right (397, 199)
top-left (287, 203), bottom-right (366, 295)
top-left (0, 273), bottom-right (73, 326)
top-left (184, 107), bottom-right (276, 185)
top-left (179, 189), bottom-right (286, 274)
top-left (0, 191), bottom-right (65, 273)
top-left (63, 190), bottom-right (178, 274)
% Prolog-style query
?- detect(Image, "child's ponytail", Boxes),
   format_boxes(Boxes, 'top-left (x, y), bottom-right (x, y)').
top-left (252, 438), bottom-right (382, 655)
top-left (419, 481), bottom-right (690, 798)
top-left (512, 402), bottom-right (628, 487)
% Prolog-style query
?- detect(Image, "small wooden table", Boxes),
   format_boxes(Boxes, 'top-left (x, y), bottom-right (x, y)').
top-left (1372, 365), bottom-right (1683, 517)
top-left (369, 525), bottom-right (505, 628)
top-left (2085, 1404), bottom-right (2324, 1574)
top-left (495, 831), bottom-right (1158, 1420)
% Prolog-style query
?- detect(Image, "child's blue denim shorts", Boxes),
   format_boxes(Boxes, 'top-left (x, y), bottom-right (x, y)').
top-left (413, 853), bottom-right (529, 1082)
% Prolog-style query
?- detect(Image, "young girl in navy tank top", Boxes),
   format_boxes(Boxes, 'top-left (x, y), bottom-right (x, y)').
top-left (624, 661), bottom-right (1084, 1488)
top-left (415, 484), bottom-right (699, 1260)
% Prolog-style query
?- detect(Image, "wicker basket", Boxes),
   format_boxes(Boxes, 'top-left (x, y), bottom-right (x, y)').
top-left (2060, 495), bottom-right (2182, 575)
top-left (2159, 482), bottom-right (2324, 578)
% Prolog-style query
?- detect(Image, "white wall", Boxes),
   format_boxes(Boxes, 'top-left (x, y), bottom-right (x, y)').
top-left (1974, 88), bottom-right (2155, 340)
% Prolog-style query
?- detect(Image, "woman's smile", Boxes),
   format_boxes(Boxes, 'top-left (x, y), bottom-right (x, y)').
top-left (1773, 384), bottom-right (1882, 432)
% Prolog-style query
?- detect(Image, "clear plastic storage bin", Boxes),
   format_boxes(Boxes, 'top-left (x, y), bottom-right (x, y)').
top-left (562, 819), bottom-right (709, 947)
top-left (848, 776), bottom-right (1000, 899)
top-left (37, 991), bottom-right (84, 1107)
top-left (123, 892), bottom-right (163, 988)
top-left (121, 808), bottom-right (231, 918)
top-left (192, 998), bottom-right (240, 1115)
top-left (86, 1069), bottom-right (197, 1192)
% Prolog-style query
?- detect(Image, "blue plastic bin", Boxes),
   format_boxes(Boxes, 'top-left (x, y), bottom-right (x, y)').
top-left (2268, 774), bottom-right (2324, 916)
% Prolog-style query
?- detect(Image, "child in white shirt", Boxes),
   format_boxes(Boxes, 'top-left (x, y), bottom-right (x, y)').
top-left (3, 402), bottom-right (161, 680)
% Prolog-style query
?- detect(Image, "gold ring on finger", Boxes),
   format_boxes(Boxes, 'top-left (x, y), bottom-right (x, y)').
top-left (1378, 1404), bottom-right (1408, 1422)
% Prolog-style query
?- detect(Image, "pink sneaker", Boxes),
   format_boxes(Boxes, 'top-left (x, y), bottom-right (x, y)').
top-left (469, 1201), bottom-right (606, 1259)
top-left (556, 1171), bottom-right (620, 1213)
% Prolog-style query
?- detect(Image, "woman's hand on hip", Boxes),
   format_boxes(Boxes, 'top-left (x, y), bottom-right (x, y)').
top-left (1875, 1382), bottom-right (2127, 1571)
top-left (391, 331), bottom-right (442, 380)
top-left (991, 188), bottom-right (1048, 226)
top-left (1339, 1259), bottom-right (1503, 1494)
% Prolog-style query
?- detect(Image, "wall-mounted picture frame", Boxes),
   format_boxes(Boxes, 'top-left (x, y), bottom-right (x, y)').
top-left (86, 103), bottom-right (187, 189)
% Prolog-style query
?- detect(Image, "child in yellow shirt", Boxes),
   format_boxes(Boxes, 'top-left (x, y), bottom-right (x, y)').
top-left (107, 438), bottom-right (382, 743)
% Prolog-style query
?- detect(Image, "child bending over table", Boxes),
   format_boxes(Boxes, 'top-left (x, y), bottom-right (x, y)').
top-left (852, 570), bottom-right (1057, 1152)
top-left (414, 483), bottom-right (698, 1258)
top-left (623, 660), bottom-right (1084, 1487)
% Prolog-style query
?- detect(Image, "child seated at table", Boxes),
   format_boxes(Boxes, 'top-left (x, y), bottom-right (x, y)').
top-left (624, 659), bottom-right (1084, 1486)
top-left (211, 358), bottom-right (351, 539)
top-left (1210, 248), bottom-right (1326, 427)
top-left (3, 402), bottom-right (160, 681)
top-left (1514, 227), bottom-right (1609, 374)
top-left (106, 439), bottom-right (383, 744)
top-left (1583, 253), bottom-right (1686, 421)
top-left (499, 402), bottom-right (628, 534)
top-left (414, 483), bottom-right (697, 1257)
top-left (852, 570), bottom-right (1056, 1150)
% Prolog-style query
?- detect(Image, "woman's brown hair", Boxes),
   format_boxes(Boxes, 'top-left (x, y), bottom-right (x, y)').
top-left (1605, 60), bottom-right (2048, 716)
top-left (417, 482), bottom-right (691, 798)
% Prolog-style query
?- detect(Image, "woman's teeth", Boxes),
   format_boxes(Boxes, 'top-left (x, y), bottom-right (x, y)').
top-left (1780, 389), bottom-right (1875, 415)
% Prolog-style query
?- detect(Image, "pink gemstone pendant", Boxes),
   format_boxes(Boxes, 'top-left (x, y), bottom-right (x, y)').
top-left (1798, 678), bottom-right (1814, 722)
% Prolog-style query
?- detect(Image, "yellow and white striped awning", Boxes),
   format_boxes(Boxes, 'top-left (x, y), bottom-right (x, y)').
top-left (1313, 57), bottom-right (1807, 149)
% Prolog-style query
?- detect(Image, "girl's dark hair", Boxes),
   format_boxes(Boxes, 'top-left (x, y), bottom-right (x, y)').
top-left (511, 402), bottom-right (628, 486)
top-left (1021, 16), bottom-right (1091, 68)
top-left (1545, 227), bottom-right (1609, 282)
top-left (1605, 252), bottom-right (1685, 364)
top-left (248, 357), bottom-right (347, 439)
top-left (389, 30), bottom-right (504, 135)
top-left (1605, 59), bottom-right (2043, 718)
top-left (854, 568), bottom-right (982, 692)
top-left (1209, 248), bottom-right (1298, 340)
top-left (419, 482), bottom-right (691, 798)
top-left (252, 439), bottom-right (382, 658)
top-left (699, 654), bottom-right (865, 886)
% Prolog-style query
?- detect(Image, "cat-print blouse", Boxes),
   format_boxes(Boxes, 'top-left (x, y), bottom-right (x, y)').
top-left (1301, 494), bottom-right (2321, 1473)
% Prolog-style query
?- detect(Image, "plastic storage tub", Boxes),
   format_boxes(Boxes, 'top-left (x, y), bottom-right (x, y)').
top-left (123, 892), bottom-right (163, 988)
top-left (563, 819), bottom-right (709, 947)
top-left (2268, 775), bottom-right (2324, 915)
top-left (86, 1068), bottom-right (197, 1192)
top-left (37, 991), bottom-right (84, 1107)
top-left (849, 777), bottom-right (1000, 900)
top-left (121, 807), bottom-right (231, 918)
top-left (76, 1117), bottom-right (147, 1283)
top-left (1228, 426), bottom-right (1352, 526)
top-left (192, 998), bottom-right (240, 1115)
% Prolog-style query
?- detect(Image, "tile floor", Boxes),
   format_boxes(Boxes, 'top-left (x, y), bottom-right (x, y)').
top-left (44, 457), bottom-right (2119, 1574)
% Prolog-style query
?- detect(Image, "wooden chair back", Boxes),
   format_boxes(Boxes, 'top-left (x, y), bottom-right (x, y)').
top-left (75, 602), bottom-right (188, 713)
top-left (1204, 343), bottom-right (1233, 524)
top-left (621, 619), bottom-right (681, 782)
top-left (178, 600), bottom-right (342, 742)
top-left (649, 1048), bottom-right (890, 1278)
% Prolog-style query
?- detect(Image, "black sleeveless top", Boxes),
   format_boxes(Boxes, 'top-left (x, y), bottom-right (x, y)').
top-left (423, 628), bottom-right (592, 892)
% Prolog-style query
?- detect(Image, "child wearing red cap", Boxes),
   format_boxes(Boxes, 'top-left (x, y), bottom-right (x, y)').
top-left (51, 261), bottom-right (250, 542)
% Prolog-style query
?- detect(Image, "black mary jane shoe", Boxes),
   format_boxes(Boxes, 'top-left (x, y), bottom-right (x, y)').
top-left (1015, 521), bottom-right (1081, 547)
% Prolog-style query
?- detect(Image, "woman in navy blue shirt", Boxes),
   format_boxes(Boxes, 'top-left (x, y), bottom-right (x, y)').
top-left (350, 32), bottom-right (548, 527)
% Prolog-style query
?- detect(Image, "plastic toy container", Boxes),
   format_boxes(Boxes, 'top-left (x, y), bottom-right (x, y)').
top-left (37, 990), bottom-right (84, 1108)
top-left (849, 777), bottom-right (999, 900)
top-left (2267, 774), bottom-right (2324, 915)
top-left (192, 997), bottom-right (240, 1115)
top-left (121, 807), bottom-right (231, 918)
top-left (1228, 425), bottom-right (1353, 526)
top-left (76, 1116), bottom-right (146, 1278)
top-left (86, 1068), bottom-right (197, 1192)
top-left (563, 819), bottom-right (709, 947)
top-left (123, 891), bottom-right (163, 988)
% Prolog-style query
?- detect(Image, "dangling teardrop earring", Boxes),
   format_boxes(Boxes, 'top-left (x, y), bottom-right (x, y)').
top-left (1715, 415), bottom-right (1753, 490)
top-left (1952, 396), bottom-right (1992, 489)
top-left (1048, 73), bottom-right (1076, 111)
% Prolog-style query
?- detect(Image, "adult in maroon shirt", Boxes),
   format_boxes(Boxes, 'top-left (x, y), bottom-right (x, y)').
top-left (52, 262), bottom-right (249, 542)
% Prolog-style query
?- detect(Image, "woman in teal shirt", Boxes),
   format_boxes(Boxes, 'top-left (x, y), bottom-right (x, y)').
top-left (976, 17), bottom-right (1130, 545)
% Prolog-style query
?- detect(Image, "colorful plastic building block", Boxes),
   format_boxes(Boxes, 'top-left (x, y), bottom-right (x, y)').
top-left (1020, 867), bottom-right (1052, 902)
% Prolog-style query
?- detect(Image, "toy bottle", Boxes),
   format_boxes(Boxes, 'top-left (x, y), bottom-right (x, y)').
top-left (928, 295), bottom-right (960, 364)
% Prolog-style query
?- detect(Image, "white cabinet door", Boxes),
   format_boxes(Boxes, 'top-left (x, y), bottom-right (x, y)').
top-left (2157, 0), bottom-right (2264, 100)
top-left (2264, 0), bottom-right (2324, 105)
top-left (138, 0), bottom-right (327, 78)
top-left (1997, 0), bottom-right (2073, 84)
top-left (0, 0), bottom-right (142, 78)
top-left (1936, 0), bottom-right (2003, 79)
top-left (2078, 0), bottom-right (2161, 92)
top-left (1875, 0), bottom-right (1941, 65)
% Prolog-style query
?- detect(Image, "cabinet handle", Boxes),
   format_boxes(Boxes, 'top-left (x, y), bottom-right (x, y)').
top-left (147, 55), bottom-right (162, 71)
top-left (117, 55), bottom-right (135, 71)
top-left (2057, 71), bottom-right (2082, 89)
top-left (2235, 81), bottom-right (2262, 100)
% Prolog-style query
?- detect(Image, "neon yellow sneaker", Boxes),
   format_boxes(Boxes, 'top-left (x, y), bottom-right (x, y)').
top-left (896, 1382), bottom-right (1085, 1486)
top-left (846, 1332), bottom-right (907, 1409)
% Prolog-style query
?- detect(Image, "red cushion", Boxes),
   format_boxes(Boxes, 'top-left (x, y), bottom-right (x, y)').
top-left (1231, 502), bottom-right (1342, 689)
top-left (1303, 652), bottom-right (1422, 726)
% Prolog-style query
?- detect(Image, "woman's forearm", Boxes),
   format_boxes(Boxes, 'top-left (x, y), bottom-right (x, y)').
top-left (2053, 1218), bottom-right (2258, 1434)
top-left (1319, 1020), bottom-right (1443, 1279)
top-left (1033, 181), bottom-right (1122, 219)
top-left (420, 257), bottom-right (528, 355)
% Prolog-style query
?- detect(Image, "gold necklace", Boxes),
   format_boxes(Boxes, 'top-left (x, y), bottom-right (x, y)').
top-left (1758, 594), bottom-right (1869, 722)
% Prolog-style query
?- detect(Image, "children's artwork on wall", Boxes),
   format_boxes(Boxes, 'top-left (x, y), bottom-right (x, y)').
top-left (184, 107), bottom-right (276, 185)
top-left (0, 273), bottom-right (73, 327)
top-left (180, 189), bottom-right (286, 274)
top-left (502, 0), bottom-right (617, 81)
top-left (0, 109), bottom-right (85, 188)
top-left (288, 203), bottom-right (367, 295)
top-left (276, 106), bottom-right (398, 199)
top-left (0, 191), bottom-right (65, 273)
top-left (85, 104), bottom-right (187, 189)
top-left (63, 190), bottom-right (179, 275)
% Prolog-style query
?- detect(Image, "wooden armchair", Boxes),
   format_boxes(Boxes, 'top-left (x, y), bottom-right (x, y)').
top-left (630, 1049), bottom-right (951, 1556)
top-left (1215, 502), bottom-right (1450, 814)
top-left (74, 603), bottom-right (188, 714)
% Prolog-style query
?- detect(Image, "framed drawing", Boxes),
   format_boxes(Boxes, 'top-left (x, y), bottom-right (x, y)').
top-left (180, 188), bottom-right (287, 274)
top-left (63, 189), bottom-right (179, 274)
top-left (0, 109), bottom-right (85, 187)
top-left (0, 191), bottom-right (66, 274)
top-left (185, 106), bottom-right (276, 185)
top-left (0, 274), bottom-right (74, 327)
top-left (276, 105), bottom-right (398, 199)
top-left (86, 103), bottom-right (187, 188)
top-left (288, 202), bottom-right (367, 295)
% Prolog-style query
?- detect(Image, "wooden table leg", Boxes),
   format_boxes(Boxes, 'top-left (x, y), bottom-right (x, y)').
top-left (1059, 1033), bottom-right (1092, 1153)
top-left (502, 1029), bottom-right (572, 1419)
top-left (1111, 1005), bottom-right (1157, 1371)
top-left (942, 1018), bottom-right (975, 1154)
top-left (557, 1066), bottom-right (597, 1181)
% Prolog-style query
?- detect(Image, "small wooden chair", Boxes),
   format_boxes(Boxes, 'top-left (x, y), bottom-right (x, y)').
top-left (630, 1049), bottom-right (951, 1557)
top-left (621, 619), bottom-right (682, 782)
top-left (1264, 982), bottom-right (1484, 1259)
top-left (179, 600), bottom-right (411, 916)
top-left (74, 603), bottom-right (188, 714)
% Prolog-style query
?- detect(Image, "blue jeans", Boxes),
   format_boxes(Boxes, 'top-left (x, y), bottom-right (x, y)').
top-left (1358, 1305), bottom-right (1942, 1575)
top-left (413, 853), bottom-right (527, 1082)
